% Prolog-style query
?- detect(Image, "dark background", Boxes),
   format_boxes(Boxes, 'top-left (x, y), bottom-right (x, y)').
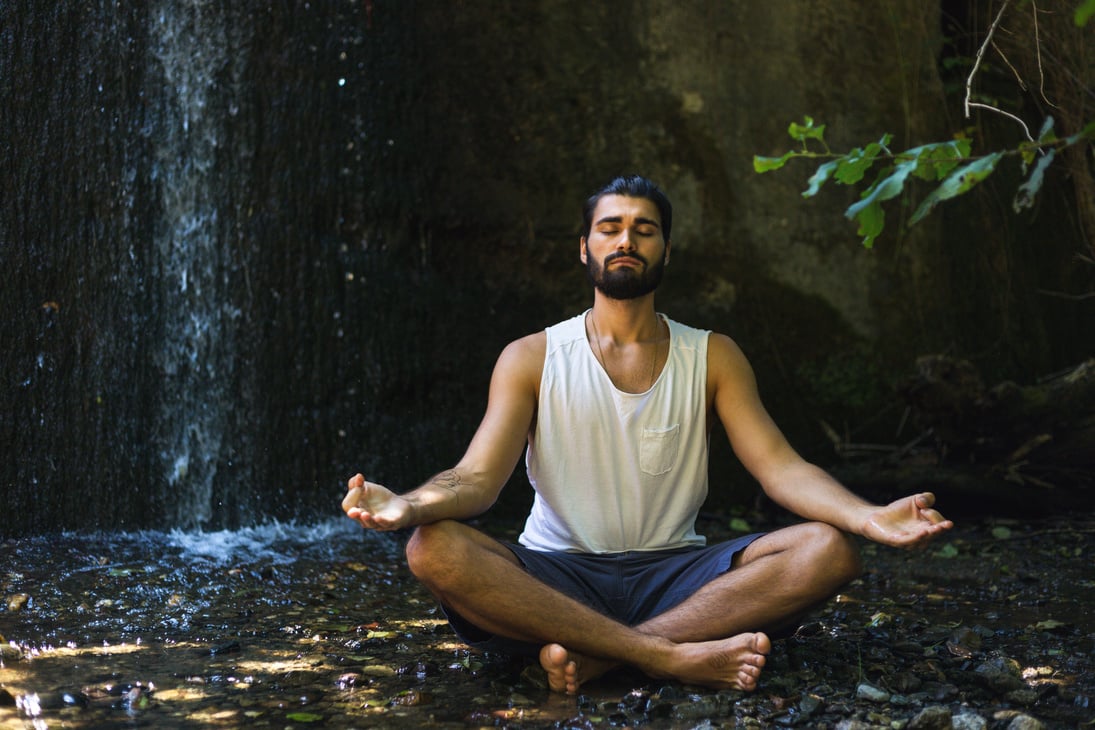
top-left (2, 1), bottom-right (1092, 536)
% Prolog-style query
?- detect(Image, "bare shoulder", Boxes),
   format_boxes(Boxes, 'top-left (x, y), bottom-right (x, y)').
top-left (705, 332), bottom-right (760, 405)
top-left (494, 331), bottom-right (546, 394)
top-left (706, 332), bottom-right (754, 380)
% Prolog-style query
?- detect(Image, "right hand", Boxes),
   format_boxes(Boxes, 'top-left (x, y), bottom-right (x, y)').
top-left (342, 473), bottom-right (414, 531)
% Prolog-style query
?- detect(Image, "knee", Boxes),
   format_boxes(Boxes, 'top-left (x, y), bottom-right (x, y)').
top-left (804, 522), bottom-right (863, 584)
top-left (405, 518), bottom-right (455, 582)
top-left (404, 520), bottom-right (466, 584)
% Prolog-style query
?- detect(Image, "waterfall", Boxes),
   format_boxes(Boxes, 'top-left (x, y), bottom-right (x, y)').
top-left (148, 1), bottom-right (239, 527)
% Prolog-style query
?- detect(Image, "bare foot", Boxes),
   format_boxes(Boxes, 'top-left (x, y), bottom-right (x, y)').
top-left (538, 643), bottom-right (616, 694)
top-left (666, 632), bottom-right (771, 691)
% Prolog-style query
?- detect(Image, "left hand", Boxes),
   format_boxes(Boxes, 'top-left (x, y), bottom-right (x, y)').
top-left (861, 492), bottom-right (954, 548)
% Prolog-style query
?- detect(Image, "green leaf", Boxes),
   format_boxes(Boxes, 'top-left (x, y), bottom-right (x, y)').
top-left (803, 159), bottom-right (839, 197)
top-left (909, 152), bottom-right (1004, 225)
top-left (835, 138), bottom-right (890, 185)
top-left (754, 151), bottom-right (796, 173)
top-left (853, 200), bottom-right (884, 249)
top-left (991, 525), bottom-right (1013, 540)
top-left (1076, 0), bottom-right (1095, 26)
top-left (846, 156), bottom-right (920, 224)
top-left (286, 712), bottom-right (325, 722)
top-left (729, 517), bottom-right (752, 533)
top-left (1013, 149), bottom-right (1056, 212)
top-left (907, 139), bottom-right (971, 181)
top-left (935, 543), bottom-right (960, 559)
top-left (788, 116), bottom-right (826, 144)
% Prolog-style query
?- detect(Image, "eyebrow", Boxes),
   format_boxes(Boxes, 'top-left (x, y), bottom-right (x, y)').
top-left (594, 215), bottom-right (661, 229)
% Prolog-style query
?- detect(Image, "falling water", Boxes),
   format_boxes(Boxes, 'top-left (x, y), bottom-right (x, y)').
top-left (148, 2), bottom-right (242, 527)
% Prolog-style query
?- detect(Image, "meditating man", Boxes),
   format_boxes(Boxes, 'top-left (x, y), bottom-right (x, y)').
top-left (342, 174), bottom-right (953, 694)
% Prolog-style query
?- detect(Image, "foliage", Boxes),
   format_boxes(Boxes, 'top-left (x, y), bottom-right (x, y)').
top-left (754, 116), bottom-right (1095, 249)
top-left (754, 2), bottom-right (1095, 250)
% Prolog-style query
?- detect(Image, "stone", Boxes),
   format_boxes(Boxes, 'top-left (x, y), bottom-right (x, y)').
top-left (1006, 715), bottom-right (1046, 730)
top-left (907, 705), bottom-right (952, 730)
top-left (952, 712), bottom-right (988, 730)
top-left (855, 682), bottom-right (891, 703)
top-left (973, 656), bottom-right (1025, 693)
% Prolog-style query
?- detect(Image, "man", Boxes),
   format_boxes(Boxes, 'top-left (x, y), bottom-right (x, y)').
top-left (342, 175), bottom-right (953, 695)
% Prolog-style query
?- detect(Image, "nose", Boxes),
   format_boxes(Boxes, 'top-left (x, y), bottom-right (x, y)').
top-left (615, 228), bottom-right (635, 251)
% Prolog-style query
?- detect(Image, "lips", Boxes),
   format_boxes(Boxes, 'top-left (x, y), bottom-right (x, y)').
top-left (607, 254), bottom-right (644, 267)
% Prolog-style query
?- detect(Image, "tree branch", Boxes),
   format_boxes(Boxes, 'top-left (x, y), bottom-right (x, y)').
top-left (965, 1), bottom-right (1035, 142)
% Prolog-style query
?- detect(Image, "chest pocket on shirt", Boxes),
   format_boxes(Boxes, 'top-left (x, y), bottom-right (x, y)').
top-left (640, 424), bottom-right (680, 476)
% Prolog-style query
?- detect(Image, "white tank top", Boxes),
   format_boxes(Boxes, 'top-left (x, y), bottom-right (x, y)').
top-left (519, 310), bottom-right (711, 553)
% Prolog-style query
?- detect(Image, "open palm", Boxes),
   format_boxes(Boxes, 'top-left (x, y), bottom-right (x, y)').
top-left (342, 474), bottom-right (414, 531)
top-left (862, 492), bottom-right (953, 548)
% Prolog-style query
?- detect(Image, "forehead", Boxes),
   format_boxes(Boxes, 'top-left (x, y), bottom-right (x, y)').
top-left (591, 195), bottom-right (662, 226)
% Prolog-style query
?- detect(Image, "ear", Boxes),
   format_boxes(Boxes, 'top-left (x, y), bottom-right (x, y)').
top-left (579, 236), bottom-right (588, 264)
top-left (664, 239), bottom-right (671, 265)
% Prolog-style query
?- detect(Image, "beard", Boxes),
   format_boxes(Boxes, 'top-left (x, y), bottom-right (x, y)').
top-left (586, 250), bottom-right (667, 300)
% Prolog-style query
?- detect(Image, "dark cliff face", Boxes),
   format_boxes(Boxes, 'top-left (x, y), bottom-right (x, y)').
top-left (2, 1), bottom-right (1090, 536)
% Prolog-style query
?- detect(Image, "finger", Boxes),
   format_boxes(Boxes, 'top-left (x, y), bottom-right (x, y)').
top-left (342, 486), bottom-right (362, 514)
top-left (347, 473), bottom-right (365, 491)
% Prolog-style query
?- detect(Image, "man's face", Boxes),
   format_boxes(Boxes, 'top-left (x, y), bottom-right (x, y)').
top-left (581, 195), bottom-right (669, 300)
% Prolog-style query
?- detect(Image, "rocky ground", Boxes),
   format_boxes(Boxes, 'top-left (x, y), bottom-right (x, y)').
top-left (0, 513), bottom-right (1092, 728)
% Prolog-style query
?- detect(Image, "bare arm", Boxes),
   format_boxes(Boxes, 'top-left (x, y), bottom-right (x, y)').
top-left (343, 333), bottom-right (544, 530)
top-left (709, 334), bottom-right (952, 547)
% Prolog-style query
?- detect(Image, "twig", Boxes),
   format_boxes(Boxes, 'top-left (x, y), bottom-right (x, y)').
top-left (965, 0), bottom-right (1036, 143)
top-left (967, 103), bottom-right (1035, 142)
top-left (1031, 0), bottom-right (1059, 109)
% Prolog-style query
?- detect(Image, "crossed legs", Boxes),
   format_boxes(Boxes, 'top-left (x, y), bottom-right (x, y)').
top-left (404, 520), bottom-right (861, 693)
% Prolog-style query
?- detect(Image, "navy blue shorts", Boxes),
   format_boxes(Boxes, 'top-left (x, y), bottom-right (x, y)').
top-left (441, 532), bottom-right (765, 657)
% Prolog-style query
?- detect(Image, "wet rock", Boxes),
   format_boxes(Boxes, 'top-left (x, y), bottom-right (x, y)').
top-left (5, 593), bottom-right (29, 611)
top-left (947, 627), bottom-right (982, 657)
top-left (952, 711), bottom-right (988, 730)
top-left (335, 671), bottom-right (362, 688)
top-left (388, 688), bottom-right (431, 706)
top-left (974, 655), bottom-right (1024, 693)
top-left (921, 681), bottom-right (959, 701)
top-left (893, 671), bottom-right (923, 693)
top-left (0, 644), bottom-right (23, 661)
top-left (907, 704), bottom-right (952, 729)
top-left (1005, 688), bottom-right (1040, 706)
top-left (207, 640), bottom-right (240, 656)
top-left (277, 670), bottom-right (323, 688)
top-left (798, 692), bottom-right (823, 716)
top-left (293, 689), bottom-right (325, 705)
top-left (672, 695), bottom-right (725, 721)
top-left (835, 719), bottom-right (874, 730)
top-left (1005, 714), bottom-right (1046, 730)
top-left (855, 682), bottom-right (890, 703)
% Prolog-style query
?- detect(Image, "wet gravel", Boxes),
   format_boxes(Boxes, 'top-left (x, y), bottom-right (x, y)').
top-left (1, 515), bottom-right (1092, 728)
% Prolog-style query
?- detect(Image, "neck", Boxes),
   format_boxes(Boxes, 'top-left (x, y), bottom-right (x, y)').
top-left (588, 292), bottom-right (661, 344)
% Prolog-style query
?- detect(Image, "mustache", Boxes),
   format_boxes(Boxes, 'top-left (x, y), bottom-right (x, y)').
top-left (604, 251), bottom-right (648, 266)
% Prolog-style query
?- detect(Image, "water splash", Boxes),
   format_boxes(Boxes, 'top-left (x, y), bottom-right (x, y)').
top-left (165, 519), bottom-right (393, 565)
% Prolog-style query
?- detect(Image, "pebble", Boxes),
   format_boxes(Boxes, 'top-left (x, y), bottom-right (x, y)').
top-left (952, 712), bottom-right (988, 730)
top-left (908, 705), bottom-right (952, 730)
top-left (1005, 714), bottom-right (1046, 730)
top-left (0, 644), bottom-right (23, 662)
top-left (5, 594), bottom-right (29, 612)
top-left (1005, 688), bottom-right (1040, 706)
top-left (974, 655), bottom-right (1024, 693)
top-left (855, 682), bottom-right (891, 703)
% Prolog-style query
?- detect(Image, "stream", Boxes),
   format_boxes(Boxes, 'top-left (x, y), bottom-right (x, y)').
top-left (1, 514), bottom-right (1092, 728)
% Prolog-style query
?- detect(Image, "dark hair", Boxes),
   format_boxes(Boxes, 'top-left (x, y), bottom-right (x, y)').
top-left (581, 175), bottom-right (673, 241)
